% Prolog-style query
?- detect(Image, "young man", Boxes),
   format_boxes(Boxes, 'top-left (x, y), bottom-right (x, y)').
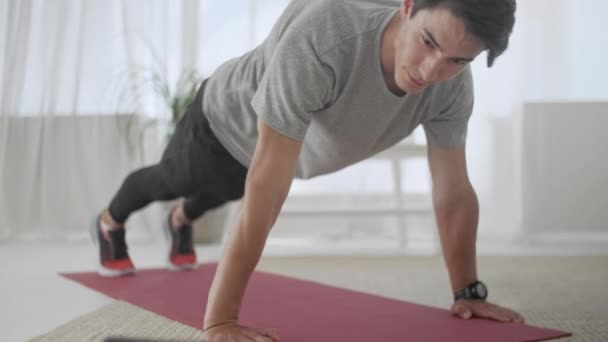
top-left (90, 0), bottom-right (523, 340)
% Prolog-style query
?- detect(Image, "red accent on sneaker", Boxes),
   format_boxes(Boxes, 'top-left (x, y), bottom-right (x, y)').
top-left (170, 253), bottom-right (196, 266)
top-left (102, 258), bottom-right (135, 270)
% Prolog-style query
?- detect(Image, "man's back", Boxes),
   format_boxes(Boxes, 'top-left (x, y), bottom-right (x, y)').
top-left (202, 0), bottom-right (473, 179)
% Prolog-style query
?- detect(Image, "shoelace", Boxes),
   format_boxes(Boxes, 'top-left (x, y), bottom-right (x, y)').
top-left (109, 229), bottom-right (129, 259)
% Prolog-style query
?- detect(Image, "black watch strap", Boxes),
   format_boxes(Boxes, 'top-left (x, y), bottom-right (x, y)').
top-left (454, 280), bottom-right (488, 302)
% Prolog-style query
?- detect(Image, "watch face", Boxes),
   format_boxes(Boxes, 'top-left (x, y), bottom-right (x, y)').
top-left (475, 282), bottom-right (488, 298)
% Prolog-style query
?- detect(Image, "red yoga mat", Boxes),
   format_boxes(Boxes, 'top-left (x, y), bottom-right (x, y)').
top-left (62, 263), bottom-right (571, 341)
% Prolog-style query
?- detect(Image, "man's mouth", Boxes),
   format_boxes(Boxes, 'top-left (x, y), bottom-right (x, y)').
top-left (408, 71), bottom-right (425, 87)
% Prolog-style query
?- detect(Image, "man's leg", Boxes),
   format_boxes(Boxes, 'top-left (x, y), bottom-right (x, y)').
top-left (163, 192), bottom-right (227, 270)
top-left (92, 141), bottom-right (203, 276)
top-left (104, 165), bottom-right (184, 225)
top-left (102, 78), bottom-right (208, 228)
top-left (171, 192), bottom-right (227, 228)
top-left (92, 156), bottom-right (196, 276)
top-left (92, 82), bottom-right (208, 276)
top-left (164, 163), bottom-right (247, 270)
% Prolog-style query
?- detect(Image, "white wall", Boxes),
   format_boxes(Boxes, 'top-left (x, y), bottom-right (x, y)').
top-left (471, 0), bottom-right (608, 239)
top-left (522, 102), bottom-right (608, 234)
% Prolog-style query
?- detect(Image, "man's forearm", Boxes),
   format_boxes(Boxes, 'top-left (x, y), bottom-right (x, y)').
top-left (434, 187), bottom-right (479, 293)
top-left (203, 181), bottom-right (287, 327)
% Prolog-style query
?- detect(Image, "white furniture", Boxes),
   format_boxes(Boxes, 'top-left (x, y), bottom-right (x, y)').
top-left (522, 102), bottom-right (608, 236)
top-left (280, 136), bottom-right (432, 249)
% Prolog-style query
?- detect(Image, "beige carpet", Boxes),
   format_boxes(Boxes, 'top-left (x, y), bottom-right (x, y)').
top-left (33, 256), bottom-right (608, 341)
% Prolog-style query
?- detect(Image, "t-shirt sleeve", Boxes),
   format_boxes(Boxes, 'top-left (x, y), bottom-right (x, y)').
top-left (251, 32), bottom-right (333, 141)
top-left (422, 67), bottom-right (474, 148)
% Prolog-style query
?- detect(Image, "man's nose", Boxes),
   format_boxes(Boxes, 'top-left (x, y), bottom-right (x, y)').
top-left (419, 56), bottom-right (441, 83)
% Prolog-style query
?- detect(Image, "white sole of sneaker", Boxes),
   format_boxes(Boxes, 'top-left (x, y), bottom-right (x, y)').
top-left (167, 262), bottom-right (198, 272)
top-left (89, 214), bottom-right (135, 277)
top-left (162, 211), bottom-right (198, 272)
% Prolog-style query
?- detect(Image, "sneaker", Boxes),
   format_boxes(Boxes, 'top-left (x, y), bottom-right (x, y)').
top-left (162, 208), bottom-right (197, 271)
top-left (89, 214), bottom-right (135, 277)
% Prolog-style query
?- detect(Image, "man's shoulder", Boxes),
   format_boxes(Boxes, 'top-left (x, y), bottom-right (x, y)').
top-left (282, 0), bottom-right (395, 55)
top-left (298, 0), bottom-right (397, 24)
top-left (300, 0), bottom-right (400, 12)
top-left (285, 0), bottom-right (369, 32)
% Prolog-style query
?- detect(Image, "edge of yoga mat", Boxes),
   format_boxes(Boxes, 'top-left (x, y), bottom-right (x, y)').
top-left (61, 263), bottom-right (572, 342)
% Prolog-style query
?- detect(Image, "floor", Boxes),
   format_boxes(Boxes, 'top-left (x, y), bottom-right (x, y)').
top-left (2, 237), bottom-right (607, 342)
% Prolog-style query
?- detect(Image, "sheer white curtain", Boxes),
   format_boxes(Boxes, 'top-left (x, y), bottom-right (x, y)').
top-left (0, 0), bottom-right (209, 240)
top-left (0, 0), bottom-right (295, 241)
top-left (1, 0), bottom-right (605, 242)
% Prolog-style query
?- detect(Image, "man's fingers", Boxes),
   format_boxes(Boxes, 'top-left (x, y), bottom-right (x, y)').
top-left (490, 311), bottom-right (512, 322)
top-left (453, 301), bottom-right (526, 324)
top-left (452, 302), bottom-right (472, 319)
top-left (248, 328), bottom-right (280, 342)
top-left (503, 308), bottom-right (526, 323)
top-left (202, 324), bottom-right (280, 342)
top-left (244, 330), bottom-right (272, 342)
top-left (261, 328), bottom-right (281, 341)
top-left (478, 304), bottom-right (514, 322)
top-left (251, 336), bottom-right (274, 342)
top-left (496, 307), bottom-right (524, 323)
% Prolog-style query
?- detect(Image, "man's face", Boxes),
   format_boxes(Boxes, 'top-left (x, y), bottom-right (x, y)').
top-left (393, 1), bottom-right (485, 94)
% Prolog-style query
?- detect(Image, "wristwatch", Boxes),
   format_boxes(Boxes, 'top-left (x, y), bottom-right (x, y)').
top-left (454, 280), bottom-right (488, 302)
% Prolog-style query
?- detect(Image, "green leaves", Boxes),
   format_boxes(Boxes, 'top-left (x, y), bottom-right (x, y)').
top-left (114, 62), bottom-right (204, 161)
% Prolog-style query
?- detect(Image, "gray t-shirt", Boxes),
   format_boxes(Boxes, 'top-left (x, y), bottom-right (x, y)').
top-left (203, 0), bottom-right (474, 179)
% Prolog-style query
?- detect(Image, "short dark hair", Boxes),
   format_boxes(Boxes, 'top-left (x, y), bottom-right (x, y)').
top-left (411, 0), bottom-right (516, 67)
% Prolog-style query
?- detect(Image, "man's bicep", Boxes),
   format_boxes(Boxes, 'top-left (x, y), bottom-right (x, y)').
top-left (246, 119), bottom-right (303, 194)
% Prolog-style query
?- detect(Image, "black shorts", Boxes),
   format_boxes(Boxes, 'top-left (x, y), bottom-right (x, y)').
top-left (160, 79), bottom-right (248, 203)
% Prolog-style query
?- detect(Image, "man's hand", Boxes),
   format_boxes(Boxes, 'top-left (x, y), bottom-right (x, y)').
top-left (202, 322), bottom-right (280, 342)
top-left (451, 300), bottom-right (525, 323)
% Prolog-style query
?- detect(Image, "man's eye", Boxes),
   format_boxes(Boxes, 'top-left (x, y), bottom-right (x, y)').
top-left (422, 36), bottom-right (433, 48)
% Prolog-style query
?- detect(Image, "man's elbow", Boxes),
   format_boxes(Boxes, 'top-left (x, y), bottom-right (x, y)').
top-left (244, 175), bottom-right (290, 218)
top-left (246, 172), bottom-right (290, 199)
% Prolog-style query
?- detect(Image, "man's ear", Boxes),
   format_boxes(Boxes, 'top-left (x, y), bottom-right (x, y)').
top-left (400, 0), bottom-right (414, 19)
